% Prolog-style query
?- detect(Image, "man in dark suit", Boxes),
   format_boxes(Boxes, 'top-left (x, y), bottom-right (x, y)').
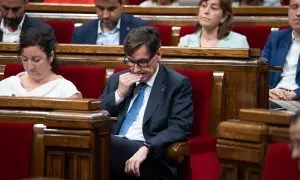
top-left (0, 0), bottom-right (54, 43)
top-left (72, 0), bottom-right (148, 45)
top-left (100, 26), bottom-right (193, 180)
top-left (261, 0), bottom-right (300, 112)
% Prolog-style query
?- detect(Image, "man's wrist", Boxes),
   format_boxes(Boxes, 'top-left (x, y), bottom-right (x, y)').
top-left (143, 141), bottom-right (151, 150)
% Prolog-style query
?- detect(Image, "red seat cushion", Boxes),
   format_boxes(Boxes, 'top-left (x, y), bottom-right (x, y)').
top-left (262, 143), bottom-right (300, 180)
top-left (179, 25), bottom-right (196, 38)
top-left (4, 64), bottom-right (106, 99)
top-left (232, 25), bottom-right (271, 49)
top-left (44, 20), bottom-right (75, 43)
top-left (151, 24), bottom-right (173, 46)
top-left (0, 122), bottom-right (33, 180)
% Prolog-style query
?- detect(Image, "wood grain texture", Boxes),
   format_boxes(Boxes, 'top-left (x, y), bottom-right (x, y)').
top-left (217, 120), bottom-right (268, 142)
top-left (217, 139), bottom-right (265, 163)
top-left (239, 108), bottom-right (292, 125)
top-left (217, 108), bottom-right (293, 180)
top-left (26, 3), bottom-right (288, 16)
top-left (0, 96), bottom-right (101, 111)
top-left (0, 44), bottom-right (258, 58)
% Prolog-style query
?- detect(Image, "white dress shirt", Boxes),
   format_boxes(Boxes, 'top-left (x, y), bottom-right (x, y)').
top-left (276, 31), bottom-right (300, 90)
top-left (0, 15), bottom-right (25, 43)
top-left (115, 65), bottom-right (160, 141)
top-left (96, 19), bottom-right (120, 45)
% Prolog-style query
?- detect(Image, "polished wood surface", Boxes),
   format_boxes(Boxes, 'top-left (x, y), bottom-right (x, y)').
top-left (217, 108), bottom-right (292, 180)
top-left (0, 43), bottom-right (268, 127)
top-left (26, 3), bottom-right (288, 16)
top-left (0, 97), bottom-right (116, 180)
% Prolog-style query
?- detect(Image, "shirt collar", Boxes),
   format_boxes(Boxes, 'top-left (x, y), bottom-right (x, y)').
top-left (0, 14), bottom-right (25, 33)
top-left (292, 30), bottom-right (300, 41)
top-left (137, 63), bottom-right (160, 88)
top-left (97, 19), bottom-right (121, 35)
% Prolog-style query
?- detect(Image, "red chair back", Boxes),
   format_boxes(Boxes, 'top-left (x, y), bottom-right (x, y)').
top-left (127, 0), bottom-right (144, 4)
top-left (176, 69), bottom-right (212, 136)
top-left (232, 25), bottom-right (271, 49)
top-left (4, 64), bottom-right (106, 99)
top-left (45, 20), bottom-right (75, 43)
top-left (44, 0), bottom-right (94, 3)
top-left (151, 24), bottom-right (173, 46)
top-left (0, 122), bottom-right (33, 180)
top-left (262, 143), bottom-right (300, 180)
top-left (179, 25), bottom-right (196, 38)
top-left (279, 26), bottom-right (290, 30)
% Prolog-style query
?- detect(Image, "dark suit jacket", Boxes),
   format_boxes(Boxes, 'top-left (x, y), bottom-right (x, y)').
top-left (72, 14), bottom-right (148, 45)
top-left (0, 15), bottom-right (54, 42)
top-left (100, 64), bottom-right (193, 177)
top-left (261, 28), bottom-right (300, 95)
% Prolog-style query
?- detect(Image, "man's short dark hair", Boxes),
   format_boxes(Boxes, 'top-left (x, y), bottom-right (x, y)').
top-left (291, 111), bottom-right (300, 124)
top-left (123, 26), bottom-right (161, 58)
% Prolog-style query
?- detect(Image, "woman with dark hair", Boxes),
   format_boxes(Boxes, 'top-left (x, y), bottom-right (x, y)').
top-left (0, 28), bottom-right (81, 98)
top-left (178, 0), bottom-right (249, 48)
top-left (140, 0), bottom-right (179, 6)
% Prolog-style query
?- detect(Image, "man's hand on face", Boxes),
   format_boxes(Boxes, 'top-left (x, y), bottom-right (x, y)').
top-left (269, 88), bottom-right (297, 100)
top-left (125, 146), bottom-right (149, 177)
top-left (117, 72), bottom-right (142, 98)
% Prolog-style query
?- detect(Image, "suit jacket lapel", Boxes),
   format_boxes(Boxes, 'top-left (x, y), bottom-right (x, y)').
top-left (0, 30), bottom-right (3, 42)
top-left (278, 30), bottom-right (292, 67)
top-left (88, 20), bottom-right (98, 44)
top-left (21, 15), bottom-right (31, 32)
top-left (275, 29), bottom-right (293, 83)
top-left (119, 15), bottom-right (129, 45)
top-left (143, 65), bottom-right (167, 125)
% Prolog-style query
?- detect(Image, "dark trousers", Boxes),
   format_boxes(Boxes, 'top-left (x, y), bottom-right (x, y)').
top-left (110, 135), bottom-right (177, 180)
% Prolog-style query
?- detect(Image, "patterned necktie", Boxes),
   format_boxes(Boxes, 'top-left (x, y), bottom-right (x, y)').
top-left (118, 83), bottom-right (147, 136)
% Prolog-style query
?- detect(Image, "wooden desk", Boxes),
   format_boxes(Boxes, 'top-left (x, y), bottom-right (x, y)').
top-left (0, 97), bottom-right (116, 180)
top-left (217, 108), bottom-right (292, 180)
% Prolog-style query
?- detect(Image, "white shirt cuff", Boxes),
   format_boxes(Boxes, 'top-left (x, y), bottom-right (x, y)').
top-left (115, 90), bottom-right (124, 105)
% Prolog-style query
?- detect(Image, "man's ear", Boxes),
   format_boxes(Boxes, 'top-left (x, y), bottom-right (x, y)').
top-left (156, 48), bottom-right (162, 59)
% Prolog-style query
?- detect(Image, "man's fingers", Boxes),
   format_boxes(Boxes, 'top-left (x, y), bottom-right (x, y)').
top-left (134, 160), bottom-right (140, 177)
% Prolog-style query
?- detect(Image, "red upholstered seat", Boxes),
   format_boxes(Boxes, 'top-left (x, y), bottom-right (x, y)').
top-left (57, 66), bottom-right (106, 98)
top-left (0, 122), bottom-right (33, 180)
top-left (127, 0), bottom-right (145, 5)
top-left (151, 24), bottom-right (173, 46)
top-left (281, 0), bottom-right (289, 5)
top-left (44, 20), bottom-right (75, 43)
top-left (3, 64), bottom-right (106, 98)
top-left (262, 143), bottom-right (300, 180)
top-left (180, 25), bottom-right (271, 49)
top-left (280, 26), bottom-right (290, 30)
top-left (44, 0), bottom-right (94, 3)
top-left (232, 25), bottom-right (271, 49)
top-left (113, 67), bottom-right (220, 180)
top-left (179, 25), bottom-right (196, 38)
